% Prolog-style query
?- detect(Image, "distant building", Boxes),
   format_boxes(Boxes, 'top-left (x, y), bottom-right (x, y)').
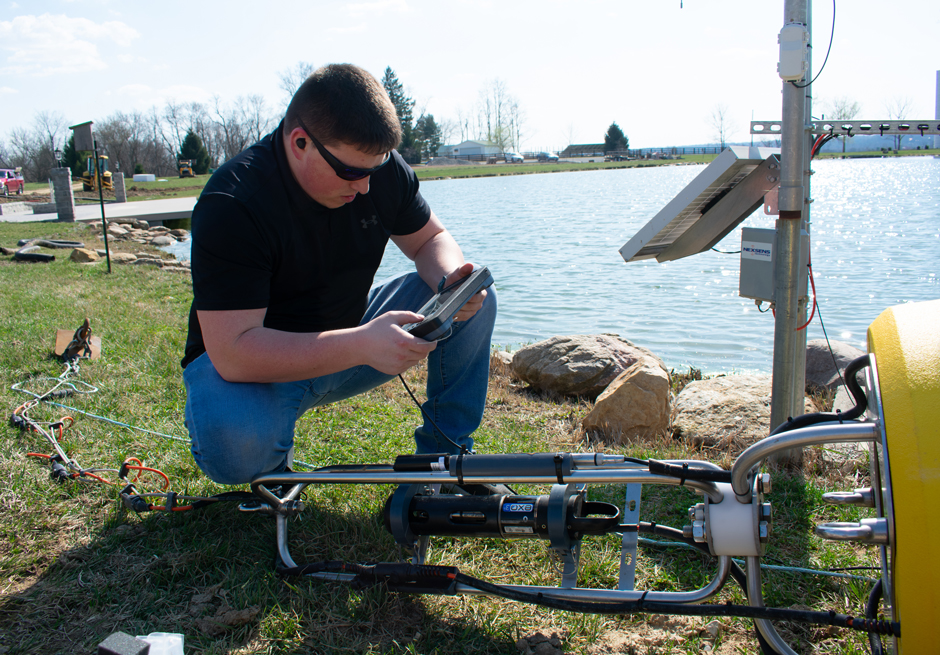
top-left (560, 144), bottom-right (606, 157)
top-left (438, 140), bottom-right (502, 158)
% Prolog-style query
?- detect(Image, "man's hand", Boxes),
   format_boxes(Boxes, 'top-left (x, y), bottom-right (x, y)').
top-left (360, 311), bottom-right (437, 375)
top-left (443, 262), bottom-right (488, 322)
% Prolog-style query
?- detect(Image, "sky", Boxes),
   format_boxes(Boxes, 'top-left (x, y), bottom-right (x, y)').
top-left (1, 0), bottom-right (937, 152)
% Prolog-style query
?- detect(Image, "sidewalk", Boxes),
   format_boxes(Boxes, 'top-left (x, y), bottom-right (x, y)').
top-left (1, 197), bottom-right (197, 225)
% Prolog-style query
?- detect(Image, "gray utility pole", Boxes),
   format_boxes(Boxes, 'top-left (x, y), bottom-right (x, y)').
top-left (770, 0), bottom-right (813, 464)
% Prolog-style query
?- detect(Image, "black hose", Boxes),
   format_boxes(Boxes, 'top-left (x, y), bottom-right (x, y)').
top-left (866, 579), bottom-right (885, 655)
top-left (769, 354), bottom-right (871, 436)
top-left (451, 571), bottom-right (899, 635)
top-left (647, 460), bottom-right (732, 484)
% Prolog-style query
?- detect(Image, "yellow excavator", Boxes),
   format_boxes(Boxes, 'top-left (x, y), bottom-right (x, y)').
top-left (82, 154), bottom-right (113, 192)
top-left (178, 159), bottom-right (195, 178)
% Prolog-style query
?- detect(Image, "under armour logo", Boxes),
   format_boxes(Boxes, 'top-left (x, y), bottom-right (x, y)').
top-left (361, 214), bottom-right (378, 229)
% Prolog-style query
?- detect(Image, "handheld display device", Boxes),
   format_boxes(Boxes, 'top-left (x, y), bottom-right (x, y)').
top-left (404, 266), bottom-right (494, 341)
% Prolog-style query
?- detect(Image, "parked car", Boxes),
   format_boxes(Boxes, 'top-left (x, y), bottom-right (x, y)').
top-left (537, 151), bottom-right (559, 163)
top-left (503, 151), bottom-right (524, 163)
top-left (1, 168), bottom-right (25, 196)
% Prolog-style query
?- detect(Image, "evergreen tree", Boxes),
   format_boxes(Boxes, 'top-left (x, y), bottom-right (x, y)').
top-left (604, 122), bottom-right (628, 152)
top-left (382, 67), bottom-right (414, 151)
top-left (61, 134), bottom-right (86, 178)
top-left (179, 129), bottom-right (210, 174)
top-left (415, 114), bottom-right (442, 158)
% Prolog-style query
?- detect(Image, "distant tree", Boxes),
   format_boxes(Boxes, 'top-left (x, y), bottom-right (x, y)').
top-left (823, 96), bottom-right (861, 153)
top-left (415, 114), bottom-right (442, 158)
top-left (604, 122), bottom-right (628, 152)
top-left (278, 61), bottom-right (316, 109)
top-left (382, 67), bottom-right (416, 157)
top-left (708, 104), bottom-right (737, 150)
top-left (884, 96), bottom-right (915, 151)
top-left (179, 129), bottom-right (210, 174)
top-left (211, 94), bottom-right (273, 162)
top-left (475, 79), bottom-right (523, 151)
top-left (61, 134), bottom-right (85, 178)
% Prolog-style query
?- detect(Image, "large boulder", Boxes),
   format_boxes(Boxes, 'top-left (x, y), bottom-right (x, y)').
top-left (805, 339), bottom-right (866, 392)
top-left (582, 355), bottom-right (671, 442)
top-left (510, 335), bottom-right (666, 400)
top-left (673, 374), bottom-right (815, 454)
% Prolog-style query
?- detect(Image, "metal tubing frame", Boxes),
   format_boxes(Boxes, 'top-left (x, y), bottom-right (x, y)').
top-left (260, 457), bottom-right (732, 603)
top-left (747, 556), bottom-right (800, 655)
top-left (252, 467), bottom-right (724, 508)
top-left (730, 421), bottom-right (879, 500)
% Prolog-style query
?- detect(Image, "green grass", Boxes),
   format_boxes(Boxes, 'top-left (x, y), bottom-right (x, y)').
top-left (413, 156), bottom-right (716, 181)
top-left (0, 220), bottom-right (883, 654)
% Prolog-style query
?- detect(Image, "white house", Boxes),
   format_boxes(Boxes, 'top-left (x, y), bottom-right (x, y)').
top-left (438, 140), bottom-right (502, 158)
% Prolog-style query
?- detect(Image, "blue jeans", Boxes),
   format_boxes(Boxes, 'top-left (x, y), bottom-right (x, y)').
top-left (183, 272), bottom-right (497, 485)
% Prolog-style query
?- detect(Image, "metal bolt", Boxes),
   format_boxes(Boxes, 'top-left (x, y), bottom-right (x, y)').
top-left (761, 503), bottom-right (773, 521)
top-left (759, 521), bottom-right (770, 543)
top-left (682, 525), bottom-right (693, 539)
top-left (759, 473), bottom-right (771, 494)
top-left (692, 520), bottom-right (707, 543)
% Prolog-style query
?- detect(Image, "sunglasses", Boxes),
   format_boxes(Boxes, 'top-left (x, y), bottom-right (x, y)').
top-left (295, 116), bottom-right (391, 181)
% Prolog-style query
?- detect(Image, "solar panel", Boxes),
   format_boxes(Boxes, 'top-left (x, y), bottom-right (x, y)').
top-left (619, 146), bottom-right (781, 263)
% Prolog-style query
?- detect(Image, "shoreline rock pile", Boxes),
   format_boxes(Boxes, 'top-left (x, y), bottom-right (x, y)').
top-left (500, 334), bottom-right (866, 463)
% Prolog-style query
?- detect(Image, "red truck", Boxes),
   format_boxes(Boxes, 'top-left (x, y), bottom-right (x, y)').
top-left (1, 168), bottom-right (25, 196)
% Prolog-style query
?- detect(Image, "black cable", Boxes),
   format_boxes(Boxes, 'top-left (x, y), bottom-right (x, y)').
top-left (791, 0), bottom-right (836, 89)
top-left (710, 247), bottom-right (741, 254)
top-left (815, 297), bottom-right (851, 399)
top-left (398, 373), bottom-right (469, 454)
top-left (866, 579), bottom-right (885, 655)
top-left (647, 460), bottom-right (732, 484)
top-left (452, 571), bottom-right (898, 636)
top-left (769, 354), bottom-right (869, 436)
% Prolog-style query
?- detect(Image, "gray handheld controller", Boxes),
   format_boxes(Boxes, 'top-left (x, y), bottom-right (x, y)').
top-left (405, 266), bottom-right (494, 341)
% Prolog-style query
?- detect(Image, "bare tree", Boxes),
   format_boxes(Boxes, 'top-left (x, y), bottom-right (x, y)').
top-left (437, 117), bottom-right (458, 147)
top-left (455, 107), bottom-right (471, 143)
top-left (884, 96), bottom-right (915, 151)
top-left (820, 96), bottom-right (861, 153)
top-left (473, 79), bottom-right (525, 151)
top-left (96, 111), bottom-right (143, 175)
top-left (6, 111), bottom-right (68, 181)
top-left (278, 61), bottom-right (316, 109)
top-left (709, 103), bottom-right (738, 150)
top-left (0, 139), bottom-right (11, 168)
top-left (211, 94), bottom-right (273, 162)
top-left (508, 99), bottom-right (525, 152)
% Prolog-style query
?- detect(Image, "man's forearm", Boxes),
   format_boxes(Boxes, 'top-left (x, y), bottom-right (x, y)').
top-left (210, 324), bottom-right (367, 383)
top-left (412, 230), bottom-right (466, 289)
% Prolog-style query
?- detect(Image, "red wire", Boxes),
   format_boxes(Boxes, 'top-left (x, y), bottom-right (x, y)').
top-left (796, 263), bottom-right (817, 330)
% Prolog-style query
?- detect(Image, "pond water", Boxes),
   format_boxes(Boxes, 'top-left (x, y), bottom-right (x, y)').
top-left (167, 157), bottom-right (940, 374)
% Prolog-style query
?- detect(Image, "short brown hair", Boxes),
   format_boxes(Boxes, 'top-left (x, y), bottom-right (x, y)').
top-left (285, 64), bottom-right (401, 155)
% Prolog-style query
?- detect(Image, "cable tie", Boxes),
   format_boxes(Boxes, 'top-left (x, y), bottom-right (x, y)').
top-left (166, 492), bottom-right (177, 511)
top-left (553, 453), bottom-right (565, 483)
top-left (456, 453), bottom-right (464, 486)
top-left (679, 463), bottom-right (689, 486)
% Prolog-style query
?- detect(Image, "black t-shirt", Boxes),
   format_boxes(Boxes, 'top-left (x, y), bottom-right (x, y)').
top-left (181, 121), bottom-right (431, 368)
